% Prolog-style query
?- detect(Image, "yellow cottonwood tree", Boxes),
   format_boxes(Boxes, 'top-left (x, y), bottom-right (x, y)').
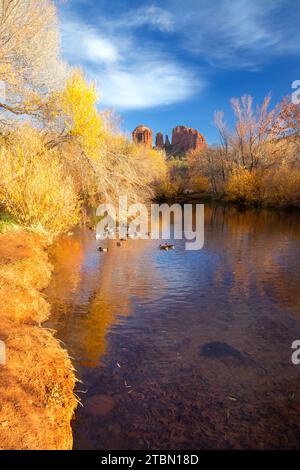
top-left (47, 69), bottom-right (103, 159)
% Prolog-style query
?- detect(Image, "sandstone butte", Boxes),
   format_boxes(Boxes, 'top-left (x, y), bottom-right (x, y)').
top-left (132, 124), bottom-right (206, 155)
top-left (132, 125), bottom-right (153, 148)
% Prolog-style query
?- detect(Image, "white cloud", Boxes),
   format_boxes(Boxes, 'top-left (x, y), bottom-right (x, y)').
top-left (115, 5), bottom-right (175, 32)
top-left (168, 0), bottom-right (300, 69)
top-left (60, 0), bottom-right (300, 103)
top-left (62, 21), bottom-right (119, 65)
top-left (84, 36), bottom-right (119, 64)
top-left (96, 63), bottom-right (199, 109)
top-left (60, 17), bottom-right (202, 110)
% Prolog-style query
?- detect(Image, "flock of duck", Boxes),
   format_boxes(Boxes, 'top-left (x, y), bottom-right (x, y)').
top-left (93, 226), bottom-right (175, 253)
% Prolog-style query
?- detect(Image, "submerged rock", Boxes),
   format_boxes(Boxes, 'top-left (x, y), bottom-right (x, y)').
top-left (84, 394), bottom-right (115, 416)
top-left (200, 342), bottom-right (244, 361)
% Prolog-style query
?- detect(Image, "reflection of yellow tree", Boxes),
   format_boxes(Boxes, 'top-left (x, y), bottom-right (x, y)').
top-left (47, 234), bottom-right (85, 316)
top-left (209, 205), bottom-right (300, 315)
top-left (47, 219), bottom-right (166, 367)
top-left (83, 234), bottom-right (166, 367)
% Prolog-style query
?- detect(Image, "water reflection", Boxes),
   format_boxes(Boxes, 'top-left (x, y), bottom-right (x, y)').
top-left (45, 203), bottom-right (300, 449)
top-left (46, 225), bottom-right (168, 367)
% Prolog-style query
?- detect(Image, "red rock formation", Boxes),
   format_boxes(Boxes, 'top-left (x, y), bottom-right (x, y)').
top-left (133, 124), bottom-right (206, 155)
top-left (155, 132), bottom-right (164, 149)
top-left (132, 125), bottom-right (153, 147)
top-left (171, 126), bottom-right (206, 155)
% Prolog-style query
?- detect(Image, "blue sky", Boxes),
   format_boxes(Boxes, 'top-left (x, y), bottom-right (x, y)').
top-left (57, 0), bottom-right (300, 144)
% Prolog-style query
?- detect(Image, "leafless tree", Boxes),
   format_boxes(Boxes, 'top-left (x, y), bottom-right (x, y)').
top-left (0, 0), bottom-right (67, 122)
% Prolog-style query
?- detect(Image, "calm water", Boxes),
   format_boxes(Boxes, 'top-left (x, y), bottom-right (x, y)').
top-left (45, 203), bottom-right (300, 450)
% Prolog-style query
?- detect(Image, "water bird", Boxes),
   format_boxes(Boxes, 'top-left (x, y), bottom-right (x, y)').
top-left (128, 232), bottom-right (142, 239)
top-left (98, 247), bottom-right (108, 252)
top-left (103, 227), bottom-right (115, 235)
top-left (104, 227), bottom-right (115, 234)
top-left (160, 244), bottom-right (169, 251)
top-left (160, 243), bottom-right (175, 250)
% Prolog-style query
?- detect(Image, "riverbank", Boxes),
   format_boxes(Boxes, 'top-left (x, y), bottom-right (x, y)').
top-left (0, 231), bottom-right (77, 450)
top-left (157, 191), bottom-right (300, 209)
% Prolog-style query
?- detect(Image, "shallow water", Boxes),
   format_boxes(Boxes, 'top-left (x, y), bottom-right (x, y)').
top-left (45, 203), bottom-right (300, 449)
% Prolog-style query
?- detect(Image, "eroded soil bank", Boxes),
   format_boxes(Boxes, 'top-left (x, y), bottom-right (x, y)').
top-left (0, 232), bottom-right (76, 450)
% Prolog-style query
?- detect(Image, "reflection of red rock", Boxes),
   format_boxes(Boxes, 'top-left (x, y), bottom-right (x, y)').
top-left (132, 125), bottom-right (153, 147)
top-left (171, 126), bottom-right (206, 155)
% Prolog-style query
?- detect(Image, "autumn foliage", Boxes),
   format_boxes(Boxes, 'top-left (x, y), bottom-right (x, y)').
top-left (187, 95), bottom-right (300, 207)
top-left (0, 127), bottom-right (79, 235)
top-left (0, 2), bottom-right (166, 234)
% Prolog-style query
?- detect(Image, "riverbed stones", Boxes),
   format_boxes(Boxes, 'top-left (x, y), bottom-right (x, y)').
top-left (200, 342), bottom-right (244, 361)
top-left (84, 394), bottom-right (115, 416)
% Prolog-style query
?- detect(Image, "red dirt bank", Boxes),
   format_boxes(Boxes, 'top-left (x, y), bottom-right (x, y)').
top-left (0, 232), bottom-right (76, 450)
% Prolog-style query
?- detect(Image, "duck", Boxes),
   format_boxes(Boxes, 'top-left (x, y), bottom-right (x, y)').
top-left (160, 244), bottom-right (169, 251)
top-left (128, 232), bottom-right (142, 239)
top-left (104, 227), bottom-right (115, 234)
top-left (98, 247), bottom-right (108, 252)
top-left (166, 243), bottom-right (175, 250)
top-left (160, 243), bottom-right (175, 251)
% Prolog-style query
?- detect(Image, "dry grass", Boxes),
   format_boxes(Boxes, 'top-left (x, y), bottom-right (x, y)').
top-left (0, 232), bottom-right (77, 449)
top-left (0, 127), bottom-right (79, 236)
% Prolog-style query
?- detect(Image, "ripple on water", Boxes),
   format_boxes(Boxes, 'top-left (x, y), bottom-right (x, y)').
top-left (45, 204), bottom-right (300, 450)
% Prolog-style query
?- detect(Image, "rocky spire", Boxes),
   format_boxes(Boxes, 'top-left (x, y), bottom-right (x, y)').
top-left (155, 132), bottom-right (164, 148)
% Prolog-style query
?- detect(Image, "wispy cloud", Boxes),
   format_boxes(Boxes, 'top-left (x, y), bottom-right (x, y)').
top-left (101, 5), bottom-right (175, 33)
top-left (96, 62), bottom-right (198, 109)
top-left (59, 0), bottom-right (299, 111)
top-left (60, 11), bottom-right (202, 110)
top-left (168, 0), bottom-right (300, 69)
top-left (62, 21), bottom-right (119, 65)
